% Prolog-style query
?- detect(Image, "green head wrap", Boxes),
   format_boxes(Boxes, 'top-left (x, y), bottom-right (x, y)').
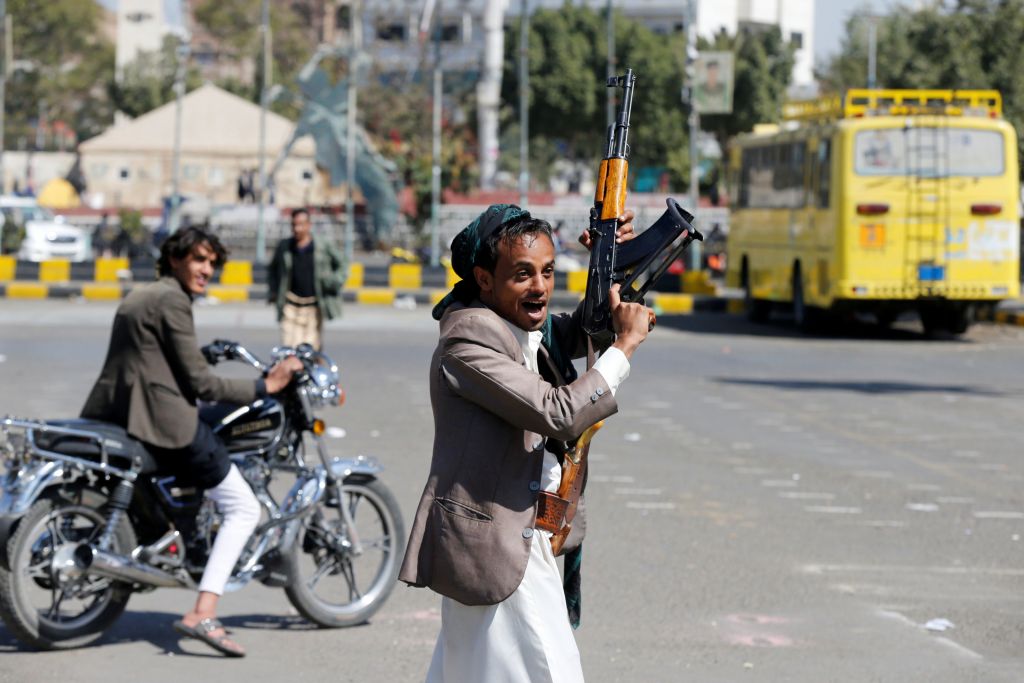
top-left (431, 203), bottom-right (531, 320)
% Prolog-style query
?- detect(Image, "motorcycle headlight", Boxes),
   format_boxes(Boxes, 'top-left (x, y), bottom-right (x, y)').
top-left (308, 354), bottom-right (342, 407)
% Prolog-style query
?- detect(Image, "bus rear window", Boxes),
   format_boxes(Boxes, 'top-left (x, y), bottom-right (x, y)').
top-left (854, 128), bottom-right (1004, 177)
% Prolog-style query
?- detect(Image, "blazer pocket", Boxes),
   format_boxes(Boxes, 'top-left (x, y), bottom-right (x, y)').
top-left (435, 497), bottom-right (493, 523)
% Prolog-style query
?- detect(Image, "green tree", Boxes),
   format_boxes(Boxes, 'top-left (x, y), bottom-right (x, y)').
top-left (819, 0), bottom-right (1024, 172)
top-left (502, 5), bottom-right (691, 188)
top-left (107, 36), bottom-right (204, 120)
top-left (5, 0), bottom-right (115, 146)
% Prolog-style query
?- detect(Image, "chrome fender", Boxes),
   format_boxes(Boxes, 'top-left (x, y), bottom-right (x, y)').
top-left (0, 460), bottom-right (65, 568)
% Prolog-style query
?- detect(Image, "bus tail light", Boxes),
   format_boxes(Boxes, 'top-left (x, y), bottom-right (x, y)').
top-left (970, 203), bottom-right (1001, 215)
top-left (856, 203), bottom-right (889, 216)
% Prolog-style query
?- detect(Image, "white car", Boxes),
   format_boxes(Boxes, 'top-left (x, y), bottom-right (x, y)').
top-left (1, 198), bottom-right (92, 262)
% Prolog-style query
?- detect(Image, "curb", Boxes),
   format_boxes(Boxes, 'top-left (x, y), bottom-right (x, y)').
top-left (0, 281), bottom-right (728, 315)
top-left (976, 306), bottom-right (1024, 327)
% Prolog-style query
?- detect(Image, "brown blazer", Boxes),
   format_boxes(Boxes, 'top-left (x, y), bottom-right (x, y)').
top-left (399, 301), bottom-right (618, 606)
top-left (81, 276), bottom-right (259, 449)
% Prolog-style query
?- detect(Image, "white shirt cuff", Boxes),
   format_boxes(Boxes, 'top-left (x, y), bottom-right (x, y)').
top-left (593, 346), bottom-right (630, 396)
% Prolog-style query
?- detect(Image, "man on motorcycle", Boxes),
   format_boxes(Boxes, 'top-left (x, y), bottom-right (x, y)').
top-left (81, 226), bottom-right (302, 657)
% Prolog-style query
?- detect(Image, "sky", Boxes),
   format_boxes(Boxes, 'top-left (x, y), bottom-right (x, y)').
top-left (814, 0), bottom-right (899, 67)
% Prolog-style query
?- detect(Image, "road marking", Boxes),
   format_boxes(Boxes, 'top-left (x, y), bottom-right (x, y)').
top-left (733, 467), bottom-right (771, 475)
top-left (804, 506), bottom-right (863, 514)
top-left (972, 511), bottom-right (1024, 520)
top-left (935, 496), bottom-right (974, 504)
top-left (907, 483), bottom-right (942, 492)
top-left (626, 501), bottom-right (676, 510)
top-left (853, 470), bottom-right (894, 479)
top-left (778, 492), bottom-right (836, 500)
top-left (906, 503), bottom-right (940, 512)
top-left (590, 474), bottom-right (635, 484)
top-left (761, 479), bottom-right (799, 488)
top-left (802, 563), bottom-right (1024, 577)
top-left (933, 636), bottom-right (984, 661)
top-left (613, 487), bottom-right (663, 496)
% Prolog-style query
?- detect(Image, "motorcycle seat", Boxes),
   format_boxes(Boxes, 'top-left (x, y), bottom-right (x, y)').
top-left (33, 419), bottom-right (159, 475)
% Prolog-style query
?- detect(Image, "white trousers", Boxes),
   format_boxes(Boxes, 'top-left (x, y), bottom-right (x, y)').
top-left (197, 464), bottom-right (262, 595)
top-left (425, 531), bottom-right (584, 683)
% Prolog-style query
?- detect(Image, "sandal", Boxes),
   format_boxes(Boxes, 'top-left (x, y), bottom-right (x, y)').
top-left (172, 617), bottom-right (245, 658)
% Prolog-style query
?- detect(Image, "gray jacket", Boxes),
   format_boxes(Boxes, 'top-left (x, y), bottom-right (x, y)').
top-left (399, 301), bottom-right (617, 605)
top-left (81, 276), bottom-right (259, 449)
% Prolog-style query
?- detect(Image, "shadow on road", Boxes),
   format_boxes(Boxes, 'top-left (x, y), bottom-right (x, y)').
top-left (660, 312), bottom-right (972, 342)
top-left (713, 377), bottom-right (1004, 397)
top-left (0, 608), bottom-right (337, 656)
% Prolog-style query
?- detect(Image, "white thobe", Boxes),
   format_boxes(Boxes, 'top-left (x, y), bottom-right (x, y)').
top-left (426, 323), bottom-right (629, 683)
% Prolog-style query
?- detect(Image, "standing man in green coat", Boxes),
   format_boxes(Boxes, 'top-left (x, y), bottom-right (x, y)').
top-left (267, 208), bottom-right (346, 350)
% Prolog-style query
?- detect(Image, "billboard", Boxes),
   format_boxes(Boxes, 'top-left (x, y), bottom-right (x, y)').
top-left (693, 52), bottom-right (734, 114)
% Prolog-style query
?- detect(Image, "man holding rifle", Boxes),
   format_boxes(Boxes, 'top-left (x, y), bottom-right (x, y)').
top-left (400, 203), bottom-right (654, 681)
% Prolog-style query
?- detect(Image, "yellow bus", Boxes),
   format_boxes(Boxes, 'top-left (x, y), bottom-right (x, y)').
top-left (725, 89), bottom-right (1021, 334)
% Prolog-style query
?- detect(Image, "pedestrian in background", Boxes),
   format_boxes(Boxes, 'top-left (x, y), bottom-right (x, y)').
top-left (267, 208), bottom-right (346, 350)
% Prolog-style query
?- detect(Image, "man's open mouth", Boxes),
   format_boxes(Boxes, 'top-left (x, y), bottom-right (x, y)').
top-left (522, 300), bottom-right (546, 315)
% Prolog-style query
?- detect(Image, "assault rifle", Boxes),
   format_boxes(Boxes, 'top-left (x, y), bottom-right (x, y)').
top-left (536, 68), bottom-right (703, 555)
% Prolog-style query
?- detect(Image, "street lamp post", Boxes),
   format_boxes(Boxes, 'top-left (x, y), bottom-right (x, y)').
top-left (255, 0), bottom-right (271, 263)
top-left (346, 0), bottom-right (362, 264)
top-left (169, 1), bottom-right (191, 236)
top-left (518, 0), bottom-right (529, 209)
top-left (429, 4), bottom-right (442, 266)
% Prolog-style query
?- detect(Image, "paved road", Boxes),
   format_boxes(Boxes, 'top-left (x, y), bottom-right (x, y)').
top-left (0, 300), bottom-right (1022, 682)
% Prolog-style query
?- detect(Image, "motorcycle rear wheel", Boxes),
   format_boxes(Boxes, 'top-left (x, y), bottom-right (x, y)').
top-left (284, 479), bottom-right (404, 628)
top-left (0, 494), bottom-right (135, 650)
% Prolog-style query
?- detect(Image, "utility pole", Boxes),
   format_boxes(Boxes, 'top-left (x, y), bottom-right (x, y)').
top-left (0, 0), bottom-right (7, 196)
top-left (169, 0), bottom-right (191, 235)
top-left (684, 0), bottom-right (701, 271)
top-left (255, 0), bottom-right (271, 263)
top-left (429, 2), bottom-right (442, 266)
top-left (867, 16), bottom-right (878, 89)
top-left (518, 0), bottom-right (529, 209)
top-left (606, 0), bottom-right (614, 128)
top-left (346, 0), bottom-right (362, 264)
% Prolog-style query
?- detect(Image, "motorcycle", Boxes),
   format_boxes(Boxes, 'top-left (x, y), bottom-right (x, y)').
top-left (0, 341), bottom-right (404, 650)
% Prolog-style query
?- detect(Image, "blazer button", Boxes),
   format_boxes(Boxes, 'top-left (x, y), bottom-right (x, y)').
top-left (596, 387), bottom-right (605, 396)
top-left (522, 528), bottom-right (534, 539)
top-left (590, 393), bottom-right (598, 403)
top-left (533, 439), bottom-right (544, 451)
top-left (529, 481), bottom-right (540, 492)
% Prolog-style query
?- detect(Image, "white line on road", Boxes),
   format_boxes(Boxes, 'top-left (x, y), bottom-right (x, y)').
top-left (802, 563), bottom-right (1024, 577)
top-left (804, 506), bottom-right (863, 514)
top-left (733, 467), bottom-right (771, 475)
top-left (626, 501), bottom-right (677, 511)
top-left (906, 503), bottom-right (940, 512)
top-left (935, 496), bottom-right (974, 504)
top-left (613, 487), bottom-right (664, 496)
top-left (778, 492), bottom-right (836, 500)
top-left (853, 470), bottom-right (895, 479)
top-left (972, 511), bottom-right (1024, 520)
top-left (907, 483), bottom-right (942, 492)
top-left (933, 636), bottom-right (984, 661)
top-left (590, 474), bottom-right (636, 484)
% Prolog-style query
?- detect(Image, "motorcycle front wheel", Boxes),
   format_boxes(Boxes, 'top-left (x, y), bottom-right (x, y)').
top-left (284, 478), bottom-right (404, 628)
top-left (0, 493), bottom-right (135, 649)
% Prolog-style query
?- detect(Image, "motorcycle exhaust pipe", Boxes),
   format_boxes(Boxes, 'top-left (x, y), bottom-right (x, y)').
top-left (73, 543), bottom-right (193, 589)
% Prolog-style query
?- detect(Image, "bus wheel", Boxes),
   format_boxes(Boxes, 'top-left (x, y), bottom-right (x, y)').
top-left (743, 267), bottom-right (770, 323)
top-left (920, 305), bottom-right (971, 336)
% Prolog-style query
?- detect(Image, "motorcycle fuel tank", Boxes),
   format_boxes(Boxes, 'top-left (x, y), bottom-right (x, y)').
top-left (200, 399), bottom-right (285, 454)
